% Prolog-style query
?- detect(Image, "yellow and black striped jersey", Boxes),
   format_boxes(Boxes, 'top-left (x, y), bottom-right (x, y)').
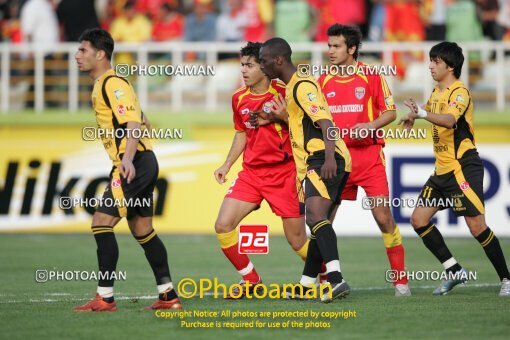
top-left (424, 80), bottom-right (476, 175)
top-left (285, 73), bottom-right (351, 181)
top-left (91, 69), bottom-right (152, 166)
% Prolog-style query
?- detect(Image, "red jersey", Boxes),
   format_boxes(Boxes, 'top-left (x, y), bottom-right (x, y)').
top-left (318, 61), bottom-right (396, 147)
top-left (232, 79), bottom-right (292, 167)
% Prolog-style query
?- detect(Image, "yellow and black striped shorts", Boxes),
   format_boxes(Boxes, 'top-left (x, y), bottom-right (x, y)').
top-left (97, 151), bottom-right (158, 219)
top-left (303, 157), bottom-right (350, 204)
top-left (419, 154), bottom-right (485, 217)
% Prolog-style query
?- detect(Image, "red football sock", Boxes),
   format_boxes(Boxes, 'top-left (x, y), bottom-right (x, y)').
top-left (222, 243), bottom-right (260, 282)
top-left (386, 244), bottom-right (408, 285)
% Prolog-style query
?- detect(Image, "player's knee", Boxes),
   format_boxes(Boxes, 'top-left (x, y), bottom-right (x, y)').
top-left (374, 212), bottom-right (395, 233)
top-left (305, 216), bottom-right (320, 230)
top-left (286, 232), bottom-right (307, 251)
top-left (410, 212), bottom-right (426, 229)
top-left (129, 223), bottom-right (152, 238)
top-left (214, 218), bottom-right (235, 234)
top-left (467, 221), bottom-right (486, 237)
top-left (91, 212), bottom-right (116, 227)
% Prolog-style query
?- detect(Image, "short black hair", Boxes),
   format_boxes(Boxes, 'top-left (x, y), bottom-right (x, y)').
top-left (124, 0), bottom-right (136, 10)
top-left (240, 42), bottom-right (263, 63)
top-left (429, 41), bottom-right (464, 78)
top-left (78, 28), bottom-right (114, 61)
top-left (261, 37), bottom-right (292, 63)
top-left (327, 24), bottom-right (362, 60)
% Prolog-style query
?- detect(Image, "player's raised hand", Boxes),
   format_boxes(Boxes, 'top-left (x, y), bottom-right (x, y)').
top-left (404, 97), bottom-right (419, 115)
top-left (248, 110), bottom-right (271, 128)
top-left (119, 159), bottom-right (136, 184)
top-left (399, 97), bottom-right (419, 130)
top-left (214, 164), bottom-right (230, 184)
top-left (269, 93), bottom-right (288, 123)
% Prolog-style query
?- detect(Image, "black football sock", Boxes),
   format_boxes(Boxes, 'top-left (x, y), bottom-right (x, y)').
top-left (311, 220), bottom-right (343, 284)
top-left (415, 223), bottom-right (462, 273)
top-left (476, 227), bottom-right (510, 281)
top-left (92, 225), bottom-right (119, 299)
top-left (135, 229), bottom-right (174, 299)
top-left (302, 238), bottom-right (323, 279)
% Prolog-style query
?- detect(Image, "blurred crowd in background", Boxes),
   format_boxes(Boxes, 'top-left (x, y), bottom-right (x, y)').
top-left (1, 0), bottom-right (510, 46)
top-left (0, 0), bottom-right (509, 110)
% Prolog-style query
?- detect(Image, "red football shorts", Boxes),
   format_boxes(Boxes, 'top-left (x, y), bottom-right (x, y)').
top-left (341, 145), bottom-right (390, 200)
top-left (225, 160), bottom-right (303, 218)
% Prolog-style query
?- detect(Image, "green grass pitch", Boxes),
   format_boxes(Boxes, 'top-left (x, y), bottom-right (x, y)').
top-left (1, 234), bottom-right (509, 339)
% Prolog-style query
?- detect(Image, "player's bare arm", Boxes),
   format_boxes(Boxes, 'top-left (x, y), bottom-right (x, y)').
top-left (142, 112), bottom-right (151, 130)
top-left (352, 110), bottom-right (396, 140)
top-left (214, 131), bottom-right (246, 184)
top-left (400, 97), bottom-right (456, 129)
top-left (316, 119), bottom-right (337, 180)
top-left (118, 121), bottom-right (140, 184)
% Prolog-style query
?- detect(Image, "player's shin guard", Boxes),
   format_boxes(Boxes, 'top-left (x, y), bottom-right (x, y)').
top-left (217, 229), bottom-right (259, 283)
top-left (92, 225), bottom-right (118, 300)
top-left (382, 225), bottom-right (408, 285)
top-left (415, 223), bottom-right (462, 273)
top-left (311, 220), bottom-right (343, 284)
top-left (295, 239), bottom-right (309, 262)
top-left (475, 227), bottom-right (510, 280)
top-left (135, 229), bottom-right (176, 299)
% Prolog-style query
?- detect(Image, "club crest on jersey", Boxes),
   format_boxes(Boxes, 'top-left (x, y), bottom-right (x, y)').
top-left (459, 181), bottom-right (470, 191)
top-left (111, 179), bottom-right (121, 188)
top-left (117, 105), bottom-right (126, 115)
top-left (310, 105), bottom-right (319, 115)
top-left (241, 108), bottom-right (250, 115)
top-left (355, 87), bottom-right (365, 100)
top-left (113, 89), bottom-right (125, 100)
top-left (262, 101), bottom-right (273, 113)
top-left (327, 91), bottom-right (336, 98)
top-left (307, 92), bottom-right (317, 101)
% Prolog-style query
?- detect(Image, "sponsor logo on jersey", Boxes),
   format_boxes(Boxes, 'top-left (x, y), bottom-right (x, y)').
top-left (459, 181), bottom-right (470, 191)
top-left (326, 91), bottom-right (336, 98)
top-left (117, 105), bottom-right (126, 115)
top-left (310, 105), bottom-right (319, 114)
top-left (111, 179), bottom-right (121, 188)
top-left (329, 104), bottom-right (364, 113)
top-left (241, 108), bottom-right (250, 115)
top-left (113, 89), bottom-right (125, 100)
top-left (307, 92), bottom-right (317, 101)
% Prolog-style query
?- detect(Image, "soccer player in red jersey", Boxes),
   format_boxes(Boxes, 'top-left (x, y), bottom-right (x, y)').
top-left (318, 24), bottom-right (410, 296)
top-left (214, 42), bottom-right (310, 298)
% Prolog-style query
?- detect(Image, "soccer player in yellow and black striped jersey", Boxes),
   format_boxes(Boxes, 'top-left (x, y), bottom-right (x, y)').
top-left (259, 37), bottom-right (352, 302)
top-left (73, 28), bottom-right (182, 311)
top-left (399, 41), bottom-right (510, 296)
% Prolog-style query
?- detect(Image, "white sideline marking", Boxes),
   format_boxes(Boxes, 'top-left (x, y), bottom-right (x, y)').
top-left (1, 283), bottom-right (501, 304)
